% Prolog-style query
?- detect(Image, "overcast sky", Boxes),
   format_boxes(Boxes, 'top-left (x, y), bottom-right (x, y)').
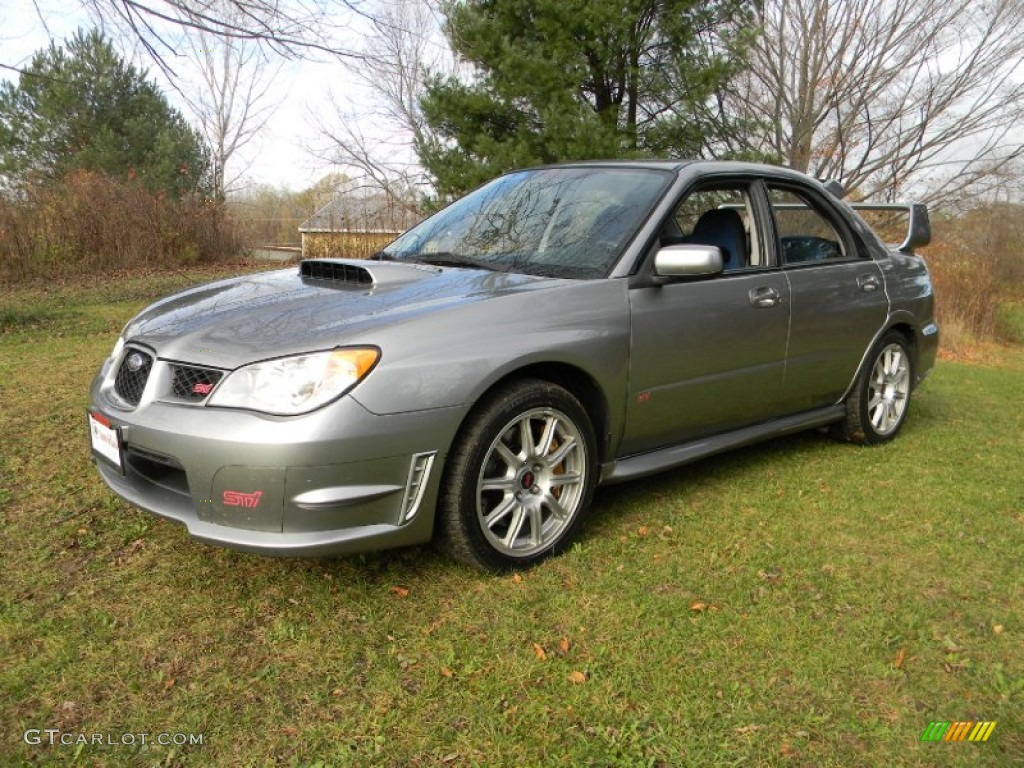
top-left (0, 0), bottom-right (376, 192)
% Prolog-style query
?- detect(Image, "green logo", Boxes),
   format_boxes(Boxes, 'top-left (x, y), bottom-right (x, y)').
top-left (921, 721), bottom-right (996, 742)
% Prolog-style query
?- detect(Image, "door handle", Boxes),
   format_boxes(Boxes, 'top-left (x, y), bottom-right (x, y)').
top-left (749, 286), bottom-right (781, 308)
top-left (857, 274), bottom-right (881, 292)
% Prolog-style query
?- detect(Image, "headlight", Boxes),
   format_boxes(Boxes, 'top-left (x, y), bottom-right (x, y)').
top-left (110, 336), bottom-right (125, 360)
top-left (208, 347), bottom-right (380, 415)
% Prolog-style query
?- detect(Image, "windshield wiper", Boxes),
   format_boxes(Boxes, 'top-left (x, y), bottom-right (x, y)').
top-left (407, 253), bottom-right (507, 272)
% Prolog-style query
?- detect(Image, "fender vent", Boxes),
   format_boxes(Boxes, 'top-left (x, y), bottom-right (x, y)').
top-left (401, 452), bottom-right (437, 522)
top-left (300, 260), bottom-right (374, 285)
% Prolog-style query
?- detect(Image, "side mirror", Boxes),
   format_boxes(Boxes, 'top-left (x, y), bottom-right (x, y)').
top-left (901, 203), bottom-right (931, 252)
top-left (653, 244), bottom-right (724, 279)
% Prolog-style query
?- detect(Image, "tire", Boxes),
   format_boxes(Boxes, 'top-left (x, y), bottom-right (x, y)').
top-left (436, 379), bottom-right (598, 572)
top-left (832, 330), bottom-right (914, 444)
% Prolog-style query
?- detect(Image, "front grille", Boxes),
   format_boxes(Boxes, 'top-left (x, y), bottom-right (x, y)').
top-left (114, 349), bottom-right (153, 405)
top-left (170, 364), bottom-right (224, 402)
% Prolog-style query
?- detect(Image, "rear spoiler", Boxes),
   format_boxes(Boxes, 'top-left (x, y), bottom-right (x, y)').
top-left (848, 203), bottom-right (931, 253)
top-left (819, 178), bottom-right (930, 252)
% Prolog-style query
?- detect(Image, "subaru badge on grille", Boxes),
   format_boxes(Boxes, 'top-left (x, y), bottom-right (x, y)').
top-left (126, 352), bottom-right (145, 372)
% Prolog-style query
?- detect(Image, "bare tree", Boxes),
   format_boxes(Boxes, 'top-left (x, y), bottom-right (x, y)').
top-left (729, 0), bottom-right (1024, 204)
top-left (179, 11), bottom-right (281, 202)
top-left (77, 0), bottom-right (371, 75)
top-left (311, 0), bottom-right (451, 211)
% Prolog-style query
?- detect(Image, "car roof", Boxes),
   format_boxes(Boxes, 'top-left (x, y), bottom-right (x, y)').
top-left (529, 159), bottom-right (818, 182)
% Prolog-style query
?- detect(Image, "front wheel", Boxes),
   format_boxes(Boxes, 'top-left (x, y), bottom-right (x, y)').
top-left (436, 379), bottom-right (597, 572)
top-left (832, 331), bottom-right (914, 444)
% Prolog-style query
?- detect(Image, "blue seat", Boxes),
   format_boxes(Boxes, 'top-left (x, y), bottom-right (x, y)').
top-left (691, 209), bottom-right (747, 270)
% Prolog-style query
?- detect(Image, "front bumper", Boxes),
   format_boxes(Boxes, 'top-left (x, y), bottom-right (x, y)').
top-left (89, 365), bottom-right (467, 557)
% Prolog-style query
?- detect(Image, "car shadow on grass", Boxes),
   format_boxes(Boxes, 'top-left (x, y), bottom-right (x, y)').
top-left (581, 429), bottom-right (846, 544)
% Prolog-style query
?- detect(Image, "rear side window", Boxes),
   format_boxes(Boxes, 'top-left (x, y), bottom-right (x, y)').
top-left (768, 186), bottom-right (850, 264)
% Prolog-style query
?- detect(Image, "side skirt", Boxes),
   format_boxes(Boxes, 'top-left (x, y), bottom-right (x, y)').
top-left (600, 405), bottom-right (846, 485)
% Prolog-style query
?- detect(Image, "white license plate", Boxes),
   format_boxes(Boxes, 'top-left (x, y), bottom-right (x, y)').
top-left (89, 411), bottom-right (122, 470)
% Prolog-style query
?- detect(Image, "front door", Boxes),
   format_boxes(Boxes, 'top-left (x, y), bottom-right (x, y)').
top-left (619, 182), bottom-right (791, 456)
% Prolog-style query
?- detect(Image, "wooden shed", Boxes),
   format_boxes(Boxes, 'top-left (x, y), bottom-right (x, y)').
top-left (298, 195), bottom-right (420, 260)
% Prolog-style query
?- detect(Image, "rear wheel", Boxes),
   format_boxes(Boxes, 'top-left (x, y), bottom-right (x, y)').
top-left (436, 379), bottom-right (597, 572)
top-left (832, 330), bottom-right (913, 444)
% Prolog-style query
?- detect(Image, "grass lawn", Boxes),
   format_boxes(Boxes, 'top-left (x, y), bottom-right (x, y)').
top-left (2, 269), bottom-right (1022, 767)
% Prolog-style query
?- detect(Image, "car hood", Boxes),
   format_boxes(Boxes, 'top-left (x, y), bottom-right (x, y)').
top-left (124, 260), bottom-right (559, 369)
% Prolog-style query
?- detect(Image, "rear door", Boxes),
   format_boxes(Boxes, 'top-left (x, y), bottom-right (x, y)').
top-left (766, 184), bottom-right (889, 411)
top-left (620, 181), bottom-right (791, 456)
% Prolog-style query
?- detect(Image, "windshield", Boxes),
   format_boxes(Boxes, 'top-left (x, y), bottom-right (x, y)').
top-left (380, 167), bottom-right (672, 279)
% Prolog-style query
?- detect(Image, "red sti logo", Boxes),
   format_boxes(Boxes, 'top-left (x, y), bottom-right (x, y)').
top-left (192, 382), bottom-right (214, 395)
top-left (222, 490), bottom-right (263, 508)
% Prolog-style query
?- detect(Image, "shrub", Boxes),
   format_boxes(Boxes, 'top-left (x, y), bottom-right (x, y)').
top-left (925, 205), bottom-right (1024, 351)
top-left (0, 171), bottom-right (240, 283)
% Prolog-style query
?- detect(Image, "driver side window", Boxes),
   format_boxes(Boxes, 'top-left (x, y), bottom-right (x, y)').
top-left (662, 185), bottom-right (763, 271)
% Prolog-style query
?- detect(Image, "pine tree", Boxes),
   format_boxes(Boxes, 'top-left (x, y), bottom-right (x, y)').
top-left (0, 29), bottom-right (209, 195)
top-left (417, 0), bottom-right (757, 196)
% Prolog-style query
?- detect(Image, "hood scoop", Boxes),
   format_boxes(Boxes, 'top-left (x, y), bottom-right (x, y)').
top-left (300, 259), bottom-right (375, 286)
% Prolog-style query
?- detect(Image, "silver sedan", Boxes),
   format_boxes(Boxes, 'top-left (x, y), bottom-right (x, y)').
top-left (89, 161), bottom-right (938, 571)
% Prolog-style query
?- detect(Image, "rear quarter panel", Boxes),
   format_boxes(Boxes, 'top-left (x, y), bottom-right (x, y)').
top-left (877, 248), bottom-right (939, 383)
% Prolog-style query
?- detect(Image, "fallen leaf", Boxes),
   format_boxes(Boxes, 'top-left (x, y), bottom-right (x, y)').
top-left (421, 619), bottom-right (444, 636)
top-left (330, 687), bottom-right (344, 696)
top-left (440, 666), bottom-right (454, 678)
top-left (780, 742), bottom-right (798, 757)
top-left (511, 573), bottom-right (523, 584)
top-left (893, 647), bottom-right (906, 669)
top-left (163, 677), bottom-right (175, 690)
top-left (941, 636), bottom-right (964, 653)
top-left (389, 586), bottom-right (410, 598)
top-left (567, 670), bottom-right (587, 684)
top-left (280, 726), bottom-right (298, 737)
top-left (993, 624), bottom-right (1004, 635)
top-left (532, 642), bottom-right (548, 661)
top-left (690, 601), bottom-right (708, 613)
top-left (734, 724), bottom-right (761, 735)
top-left (558, 636), bottom-right (571, 655)
top-left (637, 525), bottom-right (650, 537)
